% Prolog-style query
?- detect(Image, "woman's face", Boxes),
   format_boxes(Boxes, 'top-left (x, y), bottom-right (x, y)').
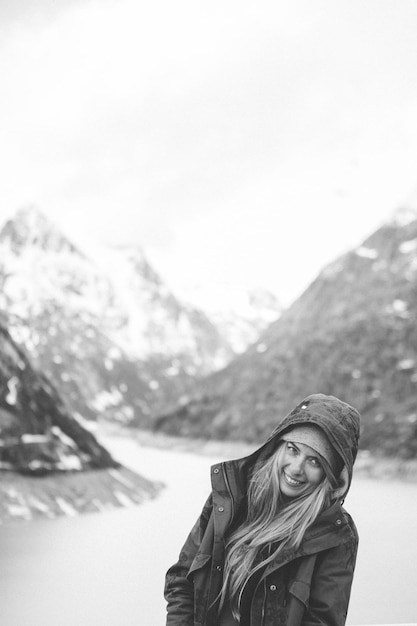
top-left (278, 441), bottom-right (325, 498)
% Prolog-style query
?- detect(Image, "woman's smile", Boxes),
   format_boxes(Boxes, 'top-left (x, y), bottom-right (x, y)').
top-left (283, 472), bottom-right (305, 487)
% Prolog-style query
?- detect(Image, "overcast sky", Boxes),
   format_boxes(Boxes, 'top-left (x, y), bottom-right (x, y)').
top-left (1, 0), bottom-right (417, 309)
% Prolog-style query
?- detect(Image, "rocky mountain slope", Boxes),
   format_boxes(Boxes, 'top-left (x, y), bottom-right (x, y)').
top-left (155, 207), bottom-right (417, 458)
top-left (0, 321), bottom-right (161, 521)
top-left (0, 321), bottom-right (116, 473)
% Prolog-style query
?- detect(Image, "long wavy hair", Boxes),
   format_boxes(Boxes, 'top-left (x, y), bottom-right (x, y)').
top-left (219, 441), bottom-right (340, 621)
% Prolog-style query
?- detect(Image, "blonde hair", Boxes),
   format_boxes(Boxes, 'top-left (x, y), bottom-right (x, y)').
top-left (219, 441), bottom-right (338, 621)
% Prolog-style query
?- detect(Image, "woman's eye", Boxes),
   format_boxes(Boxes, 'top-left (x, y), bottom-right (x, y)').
top-left (309, 458), bottom-right (321, 468)
top-left (287, 444), bottom-right (297, 454)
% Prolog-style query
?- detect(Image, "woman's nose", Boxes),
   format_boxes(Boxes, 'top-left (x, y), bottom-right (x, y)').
top-left (290, 457), bottom-right (305, 475)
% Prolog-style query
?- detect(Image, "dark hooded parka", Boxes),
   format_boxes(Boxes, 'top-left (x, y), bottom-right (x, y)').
top-left (164, 394), bottom-right (361, 626)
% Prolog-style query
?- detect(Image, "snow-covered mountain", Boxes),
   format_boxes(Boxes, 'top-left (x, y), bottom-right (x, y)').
top-left (0, 208), bottom-right (154, 423)
top-left (0, 206), bottom-right (257, 423)
top-left (204, 286), bottom-right (282, 353)
top-left (93, 245), bottom-right (234, 371)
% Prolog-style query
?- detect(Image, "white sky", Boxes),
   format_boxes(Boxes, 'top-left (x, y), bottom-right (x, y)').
top-left (1, 0), bottom-right (417, 308)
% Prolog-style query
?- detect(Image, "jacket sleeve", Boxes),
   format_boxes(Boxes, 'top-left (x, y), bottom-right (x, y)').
top-left (164, 495), bottom-right (213, 626)
top-left (302, 534), bottom-right (359, 626)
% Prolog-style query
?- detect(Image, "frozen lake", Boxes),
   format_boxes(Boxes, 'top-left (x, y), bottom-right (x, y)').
top-left (0, 435), bottom-right (416, 626)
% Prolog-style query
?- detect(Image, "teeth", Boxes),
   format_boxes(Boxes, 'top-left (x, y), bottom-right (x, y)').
top-left (285, 473), bottom-right (302, 486)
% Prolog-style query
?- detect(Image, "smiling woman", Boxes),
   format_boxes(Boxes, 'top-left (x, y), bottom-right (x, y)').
top-left (164, 393), bottom-right (361, 626)
top-left (279, 424), bottom-right (344, 498)
top-left (278, 440), bottom-right (326, 497)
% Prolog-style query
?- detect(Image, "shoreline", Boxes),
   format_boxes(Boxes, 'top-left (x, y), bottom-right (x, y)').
top-left (0, 463), bottom-right (162, 525)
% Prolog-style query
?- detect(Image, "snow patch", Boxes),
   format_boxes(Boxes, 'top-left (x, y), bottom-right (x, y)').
top-left (390, 206), bottom-right (417, 227)
top-left (57, 454), bottom-right (83, 472)
top-left (55, 497), bottom-right (78, 516)
top-left (392, 299), bottom-right (408, 313)
top-left (28, 497), bottom-right (53, 515)
top-left (107, 346), bottom-right (122, 360)
top-left (50, 425), bottom-right (77, 449)
top-left (115, 406), bottom-right (135, 422)
top-left (399, 238), bottom-right (417, 254)
top-left (72, 412), bottom-right (97, 431)
top-left (21, 434), bottom-right (49, 444)
top-left (355, 246), bottom-right (379, 260)
top-left (7, 504), bottom-right (32, 519)
top-left (91, 388), bottom-right (123, 411)
top-left (166, 361), bottom-right (180, 377)
top-left (372, 260), bottom-right (388, 272)
top-left (113, 490), bottom-right (136, 507)
top-left (5, 376), bottom-right (19, 405)
top-left (397, 358), bottom-right (415, 371)
top-left (322, 260), bottom-right (344, 277)
top-left (386, 299), bottom-right (410, 318)
top-left (108, 469), bottom-right (136, 489)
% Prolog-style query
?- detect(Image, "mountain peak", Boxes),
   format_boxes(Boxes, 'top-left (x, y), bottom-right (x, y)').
top-left (0, 206), bottom-right (82, 255)
top-left (93, 243), bottom-right (166, 292)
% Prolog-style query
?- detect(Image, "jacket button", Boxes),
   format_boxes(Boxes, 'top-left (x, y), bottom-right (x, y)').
top-left (270, 584), bottom-right (277, 591)
top-left (216, 565), bottom-right (223, 571)
top-left (218, 506), bottom-right (224, 512)
top-left (335, 519), bottom-right (342, 526)
top-left (213, 468), bottom-right (220, 474)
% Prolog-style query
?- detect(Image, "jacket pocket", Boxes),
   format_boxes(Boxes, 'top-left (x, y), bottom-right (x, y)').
top-left (288, 579), bottom-right (311, 608)
top-left (186, 552), bottom-right (212, 581)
